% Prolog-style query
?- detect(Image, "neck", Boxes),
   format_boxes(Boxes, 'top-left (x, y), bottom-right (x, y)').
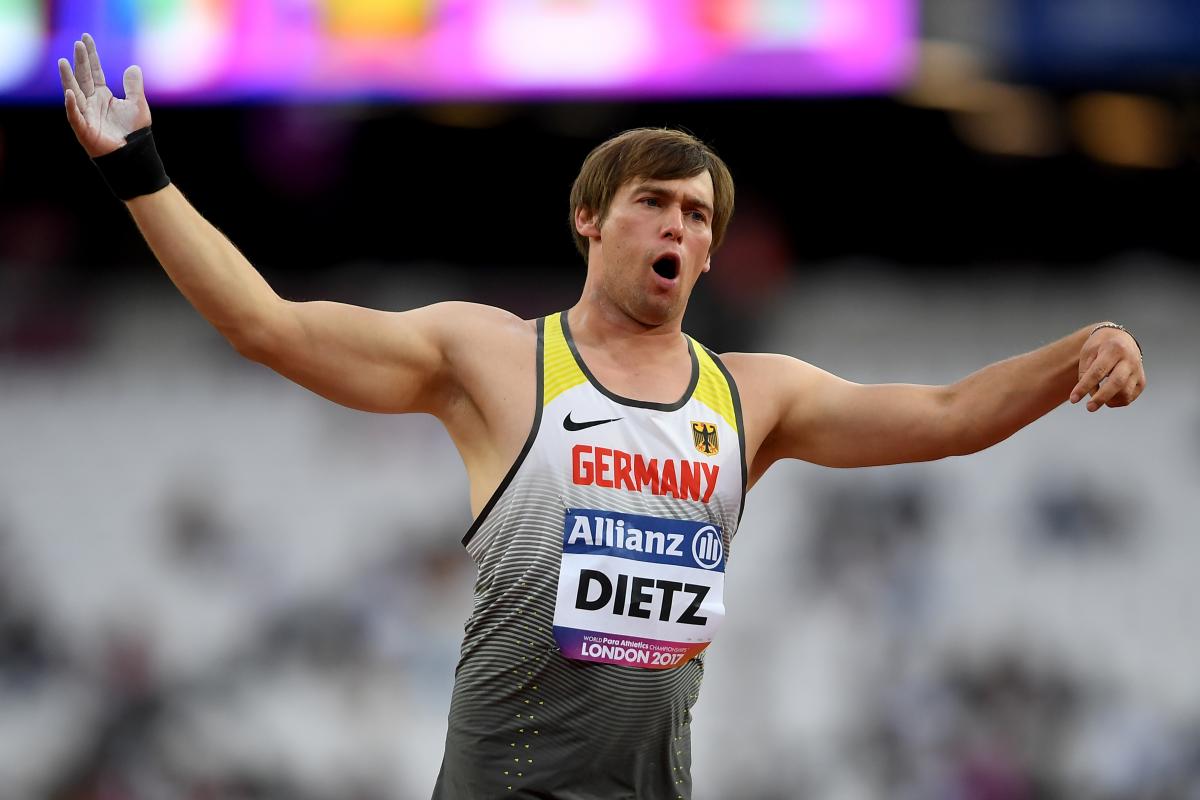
top-left (567, 295), bottom-right (686, 353)
top-left (571, 258), bottom-right (689, 340)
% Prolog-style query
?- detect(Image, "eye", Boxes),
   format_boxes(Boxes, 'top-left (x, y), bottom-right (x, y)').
top-left (641, 197), bottom-right (660, 207)
top-left (689, 210), bottom-right (708, 223)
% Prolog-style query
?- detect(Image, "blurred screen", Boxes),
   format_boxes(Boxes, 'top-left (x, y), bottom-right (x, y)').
top-left (0, 0), bottom-right (914, 103)
top-left (1012, 0), bottom-right (1200, 84)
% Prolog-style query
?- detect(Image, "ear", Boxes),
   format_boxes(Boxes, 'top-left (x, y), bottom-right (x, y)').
top-left (701, 253), bottom-right (712, 273)
top-left (575, 206), bottom-right (601, 239)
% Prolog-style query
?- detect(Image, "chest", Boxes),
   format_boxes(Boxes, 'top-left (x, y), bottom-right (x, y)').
top-left (572, 351), bottom-right (696, 407)
top-left (532, 388), bottom-right (737, 513)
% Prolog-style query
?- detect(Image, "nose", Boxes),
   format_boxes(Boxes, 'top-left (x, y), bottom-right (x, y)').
top-left (661, 206), bottom-right (683, 241)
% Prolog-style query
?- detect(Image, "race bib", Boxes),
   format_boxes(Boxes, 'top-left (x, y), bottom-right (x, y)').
top-left (552, 508), bottom-right (725, 670)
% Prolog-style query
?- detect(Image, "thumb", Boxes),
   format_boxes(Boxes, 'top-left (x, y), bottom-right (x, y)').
top-left (123, 64), bottom-right (144, 101)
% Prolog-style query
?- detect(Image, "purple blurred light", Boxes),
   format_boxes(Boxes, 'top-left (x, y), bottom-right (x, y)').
top-left (3, 0), bottom-right (915, 102)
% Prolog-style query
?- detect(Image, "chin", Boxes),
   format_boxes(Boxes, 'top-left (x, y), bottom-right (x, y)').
top-left (627, 297), bottom-right (680, 328)
top-left (604, 277), bottom-right (682, 327)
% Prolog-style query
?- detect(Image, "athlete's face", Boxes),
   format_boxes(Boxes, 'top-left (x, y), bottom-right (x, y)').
top-left (577, 172), bottom-right (715, 326)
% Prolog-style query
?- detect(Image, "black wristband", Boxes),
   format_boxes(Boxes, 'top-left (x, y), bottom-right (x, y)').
top-left (92, 126), bottom-right (170, 201)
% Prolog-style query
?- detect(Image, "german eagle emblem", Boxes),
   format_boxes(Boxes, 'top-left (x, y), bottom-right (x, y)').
top-left (691, 421), bottom-right (719, 456)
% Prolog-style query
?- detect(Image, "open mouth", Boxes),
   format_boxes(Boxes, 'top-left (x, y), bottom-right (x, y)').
top-left (651, 254), bottom-right (681, 280)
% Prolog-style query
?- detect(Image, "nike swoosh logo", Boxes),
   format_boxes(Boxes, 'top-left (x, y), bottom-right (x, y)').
top-left (563, 412), bottom-right (622, 432)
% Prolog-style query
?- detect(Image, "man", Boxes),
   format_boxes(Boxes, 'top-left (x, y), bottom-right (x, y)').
top-left (59, 34), bottom-right (1144, 800)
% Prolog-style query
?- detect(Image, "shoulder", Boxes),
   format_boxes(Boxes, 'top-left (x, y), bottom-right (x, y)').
top-left (717, 352), bottom-right (858, 483)
top-left (423, 301), bottom-right (538, 354)
top-left (717, 351), bottom-right (826, 392)
top-left (717, 351), bottom-right (847, 432)
top-left (425, 301), bottom-right (536, 334)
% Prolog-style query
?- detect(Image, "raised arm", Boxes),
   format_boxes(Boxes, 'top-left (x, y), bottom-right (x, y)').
top-left (729, 323), bottom-right (1145, 480)
top-left (58, 34), bottom-right (488, 417)
top-left (121, 184), bottom-right (465, 414)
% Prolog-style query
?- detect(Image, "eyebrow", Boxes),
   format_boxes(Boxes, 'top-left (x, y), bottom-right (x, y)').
top-left (631, 182), bottom-right (714, 216)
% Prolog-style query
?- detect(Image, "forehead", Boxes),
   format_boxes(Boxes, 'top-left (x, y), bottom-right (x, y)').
top-left (618, 171), bottom-right (714, 205)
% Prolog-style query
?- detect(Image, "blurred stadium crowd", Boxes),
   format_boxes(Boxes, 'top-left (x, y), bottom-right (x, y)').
top-left (1, 264), bottom-right (1197, 799)
top-left (4, 0), bottom-right (1200, 798)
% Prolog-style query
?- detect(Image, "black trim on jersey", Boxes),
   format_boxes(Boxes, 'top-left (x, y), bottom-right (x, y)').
top-left (560, 309), bottom-right (699, 412)
top-left (462, 317), bottom-right (545, 547)
top-left (705, 346), bottom-right (749, 526)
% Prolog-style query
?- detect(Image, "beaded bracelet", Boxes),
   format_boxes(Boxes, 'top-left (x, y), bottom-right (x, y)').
top-left (1090, 322), bottom-right (1143, 361)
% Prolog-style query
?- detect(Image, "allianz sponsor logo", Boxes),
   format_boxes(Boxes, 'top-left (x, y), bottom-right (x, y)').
top-left (565, 511), bottom-right (722, 570)
top-left (691, 525), bottom-right (723, 570)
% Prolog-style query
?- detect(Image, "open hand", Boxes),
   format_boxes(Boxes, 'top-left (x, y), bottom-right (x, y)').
top-left (1070, 326), bottom-right (1145, 412)
top-left (58, 33), bottom-right (151, 158)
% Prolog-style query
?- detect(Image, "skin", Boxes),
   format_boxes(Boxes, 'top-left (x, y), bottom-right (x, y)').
top-left (60, 34), bottom-right (1147, 514)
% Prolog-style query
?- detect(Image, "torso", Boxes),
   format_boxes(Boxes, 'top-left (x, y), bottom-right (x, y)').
top-left (432, 310), bottom-right (747, 799)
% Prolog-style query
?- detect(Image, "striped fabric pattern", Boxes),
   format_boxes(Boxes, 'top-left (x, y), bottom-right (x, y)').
top-left (434, 313), bottom-right (745, 800)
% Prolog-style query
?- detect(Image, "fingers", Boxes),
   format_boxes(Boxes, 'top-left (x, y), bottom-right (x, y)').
top-left (64, 89), bottom-right (86, 134)
top-left (58, 56), bottom-right (83, 101)
top-left (73, 39), bottom-right (95, 97)
top-left (1074, 356), bottom-right (1146, 412)
top-left (83, 32), bottom-right (106, 88)
top-left (1087, 363), bottom-right (1134, 411)
top-left (1107, 367), bottom-right (1147, 408)
top-left (1129, 372), bottom-right (1147, 405)
top-left (1070, 351), bottom-right (1116, 405)
top-left (123, 65), bottom-right (144, 102)
top-left (1071, 326), bottom-right (1147, 412)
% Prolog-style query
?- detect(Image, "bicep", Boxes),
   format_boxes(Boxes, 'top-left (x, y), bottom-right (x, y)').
top-left (754, 356), bottom-right (959, 470)
top-left (247, 300), bottom-right (466, 415)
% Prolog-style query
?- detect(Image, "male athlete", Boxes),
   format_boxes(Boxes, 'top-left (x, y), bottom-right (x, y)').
top-left (60, 35), bottom-right (1145, 800)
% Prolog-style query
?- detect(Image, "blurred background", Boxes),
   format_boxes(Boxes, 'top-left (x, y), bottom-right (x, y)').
top-left (2, 1), bottom-right (1199, 798)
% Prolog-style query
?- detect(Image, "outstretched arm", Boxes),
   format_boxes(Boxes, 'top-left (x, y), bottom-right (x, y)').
top-left (121, 184), bottom-right (465, 414)
top-left (59, 34), bottom-right (470, 416)
top-left (732, 323), bottom-right (1145, 477)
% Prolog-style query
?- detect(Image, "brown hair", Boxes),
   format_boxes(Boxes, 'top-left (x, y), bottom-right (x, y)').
top-left (569, 128), bottom-right (735, 262)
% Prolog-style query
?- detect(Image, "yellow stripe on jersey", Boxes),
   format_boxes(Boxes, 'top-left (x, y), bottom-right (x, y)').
top-left (690, 340), bottom-right (738, 433)
top-left (543, 312), bottom-right (587, 406)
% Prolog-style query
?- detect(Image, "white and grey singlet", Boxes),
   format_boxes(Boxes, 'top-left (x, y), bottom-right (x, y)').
top-left (433, 311), bottom-right (746, 800)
